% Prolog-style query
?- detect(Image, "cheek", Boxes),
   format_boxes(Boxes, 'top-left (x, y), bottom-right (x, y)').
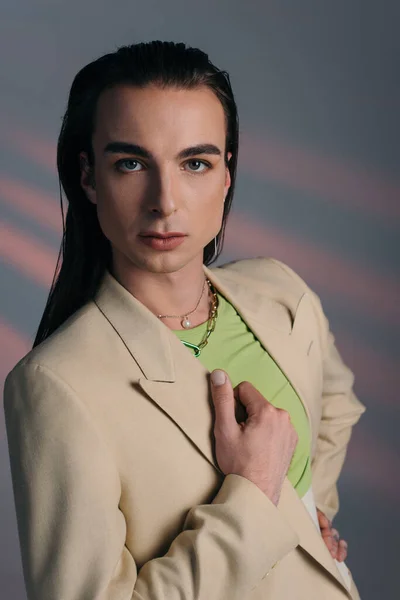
top-left (98, 173), bottom-right (138, 215)
top-left (193, 194), bottom-right (225, 233)
top-left (95, 182), bottom-right (140, 241)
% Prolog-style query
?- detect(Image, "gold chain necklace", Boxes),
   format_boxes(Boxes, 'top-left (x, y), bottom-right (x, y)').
top-left (180, 280), bottom-right (219, 357)
top-left (157, 278), bottom-right (219, 358)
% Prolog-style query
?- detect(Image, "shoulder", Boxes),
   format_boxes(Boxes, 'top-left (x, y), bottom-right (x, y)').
top-left (215, 256), bottom-right (314, 295)
top-left (4, 300), bottom-right (105, 387)
top-left (213, 256), bottom-right (330, 349)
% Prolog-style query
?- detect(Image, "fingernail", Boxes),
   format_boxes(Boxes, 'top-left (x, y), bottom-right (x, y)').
top-left (211, 370), bottom-right (226, 386)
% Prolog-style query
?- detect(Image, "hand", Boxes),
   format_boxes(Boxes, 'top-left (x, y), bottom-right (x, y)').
top-left (317, 509), bottom-right (348, 562)
top-left (209, 370), bottom-right (298, 506)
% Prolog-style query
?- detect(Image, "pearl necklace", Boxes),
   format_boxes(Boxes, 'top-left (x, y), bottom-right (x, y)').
top-left (157, 278), bottom-right (219, 357)
top-left (157, 277), bottom-right (208, 329)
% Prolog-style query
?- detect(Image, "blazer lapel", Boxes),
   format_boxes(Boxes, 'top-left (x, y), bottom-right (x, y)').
top-left (137, 337), bottom-right (222, 473)
top-left (204, 264), bottom-right (324, 459)
top-left (203, 265), bottom-right (316, 431)
top-left (94, 265), bottom-right (352, 597)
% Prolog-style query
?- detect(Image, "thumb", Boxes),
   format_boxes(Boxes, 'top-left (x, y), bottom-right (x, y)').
top-left (210, 370), bottom-right (237, 433)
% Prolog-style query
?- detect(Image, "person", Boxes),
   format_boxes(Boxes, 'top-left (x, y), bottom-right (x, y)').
top-left (3, 40), bottom-right (366, 600)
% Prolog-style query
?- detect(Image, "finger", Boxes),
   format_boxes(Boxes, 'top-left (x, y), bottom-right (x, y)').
top-left (320, 526), bottom-right (331, 538)
top-left (337, 540), bottom-right (348, 563)
top-left (233, 388), bottom-right (248, 423)
top-left (210, 370), bottom-right (237, 434)
top-left (234, 380), bottom-right (270, 419)
top-left (330, 528), bottom-right (340, 558)
top-left (319, 522), bottom-right (332, 537)
top-left (321, 530), bottom-right (334, 552)
top-left (317, 511), bottom-right (331, 530)
top-left (321, 528), bottom-right (333, 539)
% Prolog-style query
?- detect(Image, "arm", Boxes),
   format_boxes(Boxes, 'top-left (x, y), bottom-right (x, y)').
top-left (310, 323), bottom-right (366, 521)
top-left (269, 258), bottom-right (366, 522)
top-left (3, 361), bottom-right (298, 600)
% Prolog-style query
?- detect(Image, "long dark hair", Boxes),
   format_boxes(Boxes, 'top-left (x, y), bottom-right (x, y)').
top-left (33, 41), bottom-right (240, 349)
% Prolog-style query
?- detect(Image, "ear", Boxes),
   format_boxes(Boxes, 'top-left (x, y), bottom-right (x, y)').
top-left (224, 151), bottom-right (232, 197)
top-left (79, 151), bottom-right (97, 205)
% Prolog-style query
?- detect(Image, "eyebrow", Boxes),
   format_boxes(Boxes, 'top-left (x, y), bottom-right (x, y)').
top-left (103, 141), bottom-right (222, 160)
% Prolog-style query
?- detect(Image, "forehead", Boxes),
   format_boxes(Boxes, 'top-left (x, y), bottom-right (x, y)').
top-left (92, 84), bottom-right (226, 148)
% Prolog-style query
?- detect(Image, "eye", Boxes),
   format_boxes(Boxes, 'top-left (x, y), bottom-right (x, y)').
top-left (115, 159), bottom-right (144, 173)
top-left (115, 158), bottom-right (211, 174)
top-left (184, 159), bottom-right (211, 173)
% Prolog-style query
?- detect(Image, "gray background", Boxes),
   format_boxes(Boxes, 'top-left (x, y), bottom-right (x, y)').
top-left (1, 1), bottom-right (399, 598)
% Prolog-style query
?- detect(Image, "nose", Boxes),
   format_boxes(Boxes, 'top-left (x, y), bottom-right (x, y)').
top-left (148, 169), bottom-right (178, 217)
top-left (150, 199), bottom-right (177, 217)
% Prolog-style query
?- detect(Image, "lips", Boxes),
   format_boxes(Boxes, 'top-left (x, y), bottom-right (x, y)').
top-left (139, 232), bottom-right (186, 238)
top-left (139, 234), bottom-right (186, 251)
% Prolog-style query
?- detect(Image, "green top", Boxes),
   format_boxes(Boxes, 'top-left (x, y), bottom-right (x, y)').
top-left (173, 291), bottom-right (312, 498)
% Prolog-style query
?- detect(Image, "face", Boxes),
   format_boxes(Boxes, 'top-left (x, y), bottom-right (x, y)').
top-left (80, 84), bottom-right (232, 276)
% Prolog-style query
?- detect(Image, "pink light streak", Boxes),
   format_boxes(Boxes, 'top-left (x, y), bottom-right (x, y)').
top-left (224, 214), bottom-right (400, 326)
top-left (8, 126), bottom-right (400, 221)
top-left (0, 220), bottom-right (57, 287)
top-left (1, 175), bottom-right (399, 326)
top-left (0, 176), bottom-right (62, 234)
top-left (240, 130), bottom-right (400, 221)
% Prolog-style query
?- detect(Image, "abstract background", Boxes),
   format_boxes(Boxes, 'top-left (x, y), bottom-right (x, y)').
top-left (1, 2), bottom-right (399, 598)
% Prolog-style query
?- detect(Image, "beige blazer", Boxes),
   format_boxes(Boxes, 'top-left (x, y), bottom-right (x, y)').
top-left (3, 257), bottom-right (366, 600)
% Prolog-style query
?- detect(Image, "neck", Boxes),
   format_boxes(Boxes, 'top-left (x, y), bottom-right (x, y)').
top-left (110, 254), bottom-right (212, 330)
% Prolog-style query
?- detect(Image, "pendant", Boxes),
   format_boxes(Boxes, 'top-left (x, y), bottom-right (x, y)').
top-left (181, 316), bottom-right (191, 329)
top-left (181, 340), bottom-right (201, 357)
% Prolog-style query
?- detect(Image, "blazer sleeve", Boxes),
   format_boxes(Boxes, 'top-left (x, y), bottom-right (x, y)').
top-left (269, 258), bottom-right (366, 522)
top-left (3, 360), bottom-right (299, 600)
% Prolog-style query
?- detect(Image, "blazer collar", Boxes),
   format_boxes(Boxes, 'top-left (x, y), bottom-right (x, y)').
top-left (93, 263), bottom-right (308, 377)
top-left (93, 265), bottom-right (353, 597)
top-left (93, 264), bottom-right (316, 424)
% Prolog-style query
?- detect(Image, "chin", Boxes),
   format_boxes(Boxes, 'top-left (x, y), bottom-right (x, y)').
top-left (134, 248), bottom-right (203, 274)
top-left (126, 253), bottom-right (182, 274)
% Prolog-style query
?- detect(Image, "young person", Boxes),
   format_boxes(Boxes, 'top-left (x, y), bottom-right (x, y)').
top-left (3, 41), bottom-right (365, 599)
